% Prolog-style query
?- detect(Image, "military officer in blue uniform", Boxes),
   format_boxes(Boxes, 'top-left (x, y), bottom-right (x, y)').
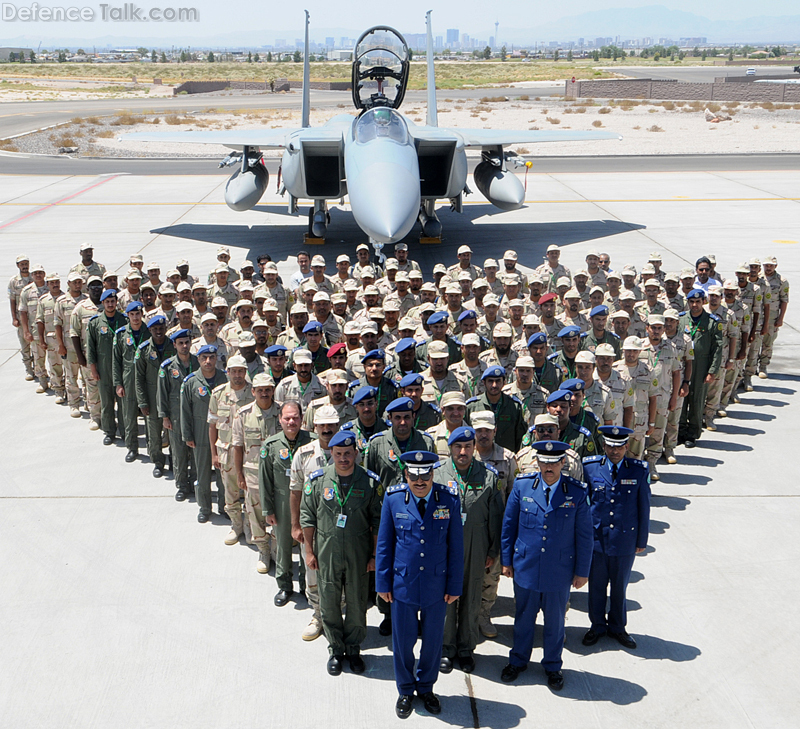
top-left (500, 440), bottom-right (593, 691)
top-left (582, 426), bottom-right (650, 650)
top-left (376, 451), bottom-right (464, 719)
top-left (341, 385), bottom-right (387, 463)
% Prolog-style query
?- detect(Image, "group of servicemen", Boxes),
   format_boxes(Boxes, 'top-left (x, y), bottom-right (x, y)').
top-left (7, 240), bottom-right (789, 716)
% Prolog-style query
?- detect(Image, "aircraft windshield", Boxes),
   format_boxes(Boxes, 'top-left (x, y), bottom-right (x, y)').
top-left (354, 30), bottom-right (408, 78)
top-left (355, 108), bottom-right (408, 145)
top-left (351, 26), bottom-right (410, 111)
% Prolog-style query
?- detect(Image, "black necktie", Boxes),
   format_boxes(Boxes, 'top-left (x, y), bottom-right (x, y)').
top-left (544, 487), bottom-right (551, 506)
top-left (418, 498), bottom-right (427, 518)
top-left (612, 463), bottom-right (618, 482)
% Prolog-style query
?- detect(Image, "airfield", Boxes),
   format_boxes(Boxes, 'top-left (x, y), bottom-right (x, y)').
top-left (0, 85), bottom-right (799, 727)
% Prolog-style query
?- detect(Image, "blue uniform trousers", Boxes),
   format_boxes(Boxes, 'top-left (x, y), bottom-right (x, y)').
top-left (509, 582), bottom-right (570, 672)
top-left (391, 598), bottom-right (447, 695)
top-left (588, 551), bottom-right (636, 634)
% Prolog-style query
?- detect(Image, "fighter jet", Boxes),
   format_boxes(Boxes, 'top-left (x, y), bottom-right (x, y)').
top-left (124, 11), bottom-right (620, 244)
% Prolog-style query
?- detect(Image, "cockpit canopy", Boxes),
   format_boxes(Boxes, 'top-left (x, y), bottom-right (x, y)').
top-left (354, 108), bottom-right (409, 145)
top-left (351, 26), bottom-right (410, 112)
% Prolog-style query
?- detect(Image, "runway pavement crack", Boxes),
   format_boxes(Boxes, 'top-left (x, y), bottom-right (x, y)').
top-left (464, 673), bottom-right (480, 728)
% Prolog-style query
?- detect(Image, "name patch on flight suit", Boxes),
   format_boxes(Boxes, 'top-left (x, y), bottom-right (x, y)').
top-left (433, 507), bottom-right (450, 519)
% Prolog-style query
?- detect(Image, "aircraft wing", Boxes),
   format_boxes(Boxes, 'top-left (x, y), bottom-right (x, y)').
top-left (410, 126), bottom-right (621, 147)
top-left (120, 128), bottom-right (301, 150)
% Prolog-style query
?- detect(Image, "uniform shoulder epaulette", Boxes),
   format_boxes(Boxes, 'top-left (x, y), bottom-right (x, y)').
top-left (578, 424), bottom-right (592, 437)
top-left (565, 475), bottom-right (588, 489)
top-left (517, 472), bottom-right (538, 479)
top-left (630, 458), bottom-right (647, 468)
top-left (465, 396), bottom-right (479, 404)
top-left (428, 402), bottom-right (441, 413)
top-left (547, 352), bottom-right (558, 360)
top-left (583, 455), bottom-right (604, 464)
top-left (89, 314), bottom-right (99, 321)
top-left (183, 372), bottom-right (196, 383)
top-left (115, 325), bottom-right (127, 334)
top-left (160, 358), bottom-right (173, 369)
top-left (296, 441), bottom-right (316, 454)
top-left (341, 420), bottom-right (355, 430)
top-left (386, 483), bottom-right (408, 495)
top-left (484, 462), bottom-right (499, 476)
top-left (509, 394), bottom-right (522, 405)
top-left (368, 431), bottom-right (385, 442)
top-left (310, 468), bottom-right (324, 480)
top-left (609, 332), bottom-right (620, 339)
top-left (388, 378), bottom-right (398, 388)
top-left (138, 340), bottom-right (150, 350)
top-left (366, 469), bottom-right (380, 483)
top-left (709, 312), bottom-right (721, 322)
top-left (211, 382), bottom-right (227, 394)
top-left (439, 480), bottom-right (459, 497)
top-left (583, 409), bottom-right (600, 424)
top-left (579, 331), bottom-right (588, 339)
top-left (382, 364), bottom-right (393, 376)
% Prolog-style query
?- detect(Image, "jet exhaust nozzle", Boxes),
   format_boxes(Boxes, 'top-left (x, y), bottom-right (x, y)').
top-left (224, 164), bottom-right (268, 212)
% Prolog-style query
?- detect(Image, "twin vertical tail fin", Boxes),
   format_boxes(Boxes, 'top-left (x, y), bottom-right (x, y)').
top-left (425, 10), bottom-right (438, 128)
top-left (301, 9), bottom-right (311, 128)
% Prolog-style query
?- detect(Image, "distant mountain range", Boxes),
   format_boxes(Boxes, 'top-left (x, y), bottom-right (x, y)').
top-left (1, 6), bottom-right (798, 49)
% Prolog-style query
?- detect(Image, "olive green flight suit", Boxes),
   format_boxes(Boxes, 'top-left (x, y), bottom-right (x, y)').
top-left (87, 310), bottom-right (126, 438)
top-left (135, 338), bottom-right (176, 468)
top-left (679, 311), bottom-right (723, 442)
top-left (112, 323), bottom-right (150, 452)
top-left (299, 464), bottom-right (382, 657)
top-left (465, 392), bottom-right (526, 452)
top-left (158, 353), bottom-right (199, 493)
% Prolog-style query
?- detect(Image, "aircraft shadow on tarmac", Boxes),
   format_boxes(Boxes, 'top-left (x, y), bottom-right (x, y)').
top-left (150, 208), bottom-right (645, 274)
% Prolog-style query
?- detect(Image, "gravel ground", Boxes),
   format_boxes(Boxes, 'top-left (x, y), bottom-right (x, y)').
top-left (4, 95), bottom-right (800, 158)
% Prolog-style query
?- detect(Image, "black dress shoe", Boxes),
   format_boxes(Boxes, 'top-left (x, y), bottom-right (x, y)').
top-left (327, 655), bottom-right (343, 676)
top-left (152, 466), bottom-right (163, 478)
top-left (174, 490), bottom-right (187, 502)
top-left (395, 694), bottom-right (414, 719)
top-left (458, 655), bottom-right (475, 673)
top-left (103, 435), bottom-right (114, 446)
top-left (274, 589), bottom-right (293, 607)
top-left (439, 656), bottom-right (453, 674)
top-left (378, 617), bottom-right (392, 636)
top-left (500, 663), bottom-right (526, 683)
top-left (419, 691), bottom-right (441, 715)
top-left (546, 670), bottom-right (564, 691)
top-left (609, 630), bottom-right (637, 649)
top-left (582, 629), bottom-right (605, 646)
top-left (197, 512), bottom-right (210, 523)
top-left (684, 438), bottom-right (696, 449)
top-left (348, 654), bottom-right (365, 674)
top-left (124, 450), bottom-right (137, 463)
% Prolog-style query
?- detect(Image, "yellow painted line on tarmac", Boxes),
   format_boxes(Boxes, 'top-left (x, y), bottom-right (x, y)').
top-left (774, 239), bottom-right (798, 245)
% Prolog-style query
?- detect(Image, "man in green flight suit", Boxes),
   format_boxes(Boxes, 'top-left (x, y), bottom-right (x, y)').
top-left (181, 344), bottom-right (227, 522)
top-left (678, 289), bottom-right (723, 448)
top-left (87, 288), bottom-right (126, 445)
top-left (465, 366), bottom-right (526, 452)
top-left (365, 396), bottom-right (435, 636)
top-left (300, 429), bottom-right (382, 676)
top-left (112, 301), bottom-right (150, 463)
top-left (135, 314), bottom-right (176, 478)
top-left (158, 328), bottom-right (199, 501)
top-left (260, 400), bottom-right (315, 607)
top-left (435, 426), bottom-right (503, 674)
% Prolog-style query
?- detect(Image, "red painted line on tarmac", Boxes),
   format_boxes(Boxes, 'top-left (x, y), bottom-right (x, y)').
top-left (0, 174), bottom-right (120, 230)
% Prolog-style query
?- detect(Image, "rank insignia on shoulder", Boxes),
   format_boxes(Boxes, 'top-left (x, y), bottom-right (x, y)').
top-left (485, 463), bottom-right (499, 475)
top-left (183, 373), bottom-right (195, 382)
top-left (366, 469), bottom-right (380, 482)
top-left (465, 396), bottom-right (479, 404)
top-left (386, 483), bottom-right (407, 494)
top-left (310, 469), bottom-right (324, 480)
top-left (445, 482), bottom-right (458, 497)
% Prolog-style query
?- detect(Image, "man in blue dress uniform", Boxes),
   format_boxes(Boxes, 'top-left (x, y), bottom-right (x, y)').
top-left (500, 440), bottom-right (593, 690)
top-left (376, 451), bottom-right (464, 719)
top-left (582, 425), bottom-right (650, 650)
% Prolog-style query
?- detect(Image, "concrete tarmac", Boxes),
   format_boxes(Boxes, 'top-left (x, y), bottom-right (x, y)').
top-left (0, 165), bottom-right (798, 728)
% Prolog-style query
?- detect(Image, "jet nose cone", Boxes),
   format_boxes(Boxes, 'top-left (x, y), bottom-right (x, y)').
top-left (348, 162), bottom-right (420, 244)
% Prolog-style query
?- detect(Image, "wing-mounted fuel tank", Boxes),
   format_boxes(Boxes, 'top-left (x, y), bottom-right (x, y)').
top-left (223, 146), bottom-right (268, 212)
top-left (473, 147), bottom-right (526, 211)
top-left (352, 26), bottom-right (410, 111)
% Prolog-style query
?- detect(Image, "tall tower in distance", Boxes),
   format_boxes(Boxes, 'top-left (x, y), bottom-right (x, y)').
top-left (494, 20), bottom-right (499, 50)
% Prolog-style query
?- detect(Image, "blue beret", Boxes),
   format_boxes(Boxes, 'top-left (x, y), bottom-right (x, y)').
top-left (353, 385), bottom-right (378, 405)
top-left (329, 430), bottom-right (357, 449)
top-left (169, 328), bottom-right (191, 341)
top-left (146, 314), bottom-right (166, 328)
top-left (546, 389), bottom-right (572, 404)
top-left (196, 344), bottom-right (218, 356)
top-left (398, 373), bottom-right (424, 388)
top-left (302, 320), bottom-right (323, 333)
top-left (530, 440), bottom-right (570, 462)
top-left (100, 289), bottom-right (117, 301)
top-left (527, 332), bottom-right (547, 347)
top-left (561, 378), bottom-right (585, 393)
top-left (361, 348), bottom-right (386, 363)
top-left (395, 337), bottom-right (417, 353)
top-left (399, 450), bottom-right (439, 466)
top-left (599, 425), bottom-right (633, 444)
top-left (385, 396), bottom-right (414, 413)
top-left (125, 301), bottom-right (144, 313)
top-left (427, 311), bottom-right (448, 326)
top-left (458, 309), bottom-right (477, 322)
top-left (558, 325), bottom-right (581, 338)
top-left (482, 365), bottom-right (506, 380)
top-left (686, 288), bottom-right (706, 300)
top-left (590, 305), bottom-right (609, 317)
top-left (265, 344), bottom-right (287, 356)
top-left (447, 425), bottom-right (476, 446)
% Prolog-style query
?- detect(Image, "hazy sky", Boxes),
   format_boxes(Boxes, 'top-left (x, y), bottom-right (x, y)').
top-left (1, 0), bottom-right (796, 41)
